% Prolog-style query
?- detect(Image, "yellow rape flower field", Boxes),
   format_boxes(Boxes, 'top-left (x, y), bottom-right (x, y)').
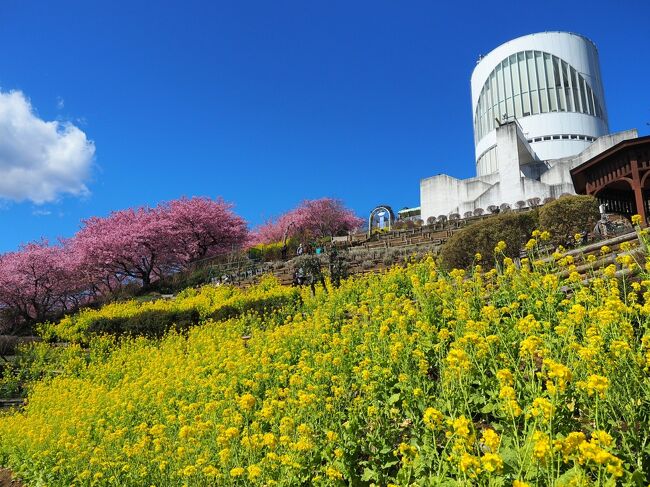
top-left (2, 240), bottom-right (650, 486)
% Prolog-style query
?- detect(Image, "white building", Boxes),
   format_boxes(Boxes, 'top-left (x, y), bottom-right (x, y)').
top-left (420, 32), bottom-right (638, 221)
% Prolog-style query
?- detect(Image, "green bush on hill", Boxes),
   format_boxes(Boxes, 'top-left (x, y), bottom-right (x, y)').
top-left (438, 210), bottom-right (538, 269)
top-left (538, 194), bottom-right (600, 246)
top-left (87, 308), bottom-right (201, 338)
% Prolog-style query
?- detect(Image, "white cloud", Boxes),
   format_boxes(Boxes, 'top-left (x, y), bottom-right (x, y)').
top-left (0, 90), bottom-right (94, 203)
top-left (56, 96), bottom-right (65, 109)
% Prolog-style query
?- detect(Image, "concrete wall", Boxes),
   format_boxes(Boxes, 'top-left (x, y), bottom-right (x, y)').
top-left (420, 124), bottom-right (636, 220)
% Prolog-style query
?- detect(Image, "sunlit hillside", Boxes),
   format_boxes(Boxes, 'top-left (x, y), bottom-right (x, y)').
top-left (1, 238), bottom-right (650, 485)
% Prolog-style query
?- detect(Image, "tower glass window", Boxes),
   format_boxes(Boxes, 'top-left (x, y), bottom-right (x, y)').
top-left (474, 50), bottom-right (607, 141)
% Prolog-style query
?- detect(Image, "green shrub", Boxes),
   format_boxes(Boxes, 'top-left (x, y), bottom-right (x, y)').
top-left (538, 194), bottom-right (600, 246)
top-left (438, 210), bottom-right (539, 270)
top-left (153, 265), bottom-right (219, 294)
top-left (87, 309), bottom-right (201, 338)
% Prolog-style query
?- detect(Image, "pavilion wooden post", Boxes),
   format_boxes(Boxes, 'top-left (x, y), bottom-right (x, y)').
top-left (631, 158), bottom-right (647, 224)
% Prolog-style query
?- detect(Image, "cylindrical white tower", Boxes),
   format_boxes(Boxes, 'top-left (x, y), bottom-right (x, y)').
top-left (471, 32), bottom-right (609, 176)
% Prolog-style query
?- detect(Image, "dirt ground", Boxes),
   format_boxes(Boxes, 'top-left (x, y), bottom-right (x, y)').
top-left (0, 469), bottom-right (22, 487)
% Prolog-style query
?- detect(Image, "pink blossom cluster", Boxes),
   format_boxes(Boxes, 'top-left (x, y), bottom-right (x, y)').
top-left (0, 197), bottom-right (248, 328)
top-left (251, 198), bottom-right (363, 245)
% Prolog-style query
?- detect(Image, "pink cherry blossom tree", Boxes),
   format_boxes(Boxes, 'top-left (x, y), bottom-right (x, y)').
top-left (297, 198), bottom-right (364, 239)
top-left (72, 197), bottom-right (249, 290)
top-left (0, 241), bottom-right (74, 326)
top-left (252, 198), bottom-right (363, 245)
top-left (160, 196), bottom-right (249, 264)
top-left (63, 237), bottom-right (125, 300)
top-left (73, 207), bottom-right (178, 290)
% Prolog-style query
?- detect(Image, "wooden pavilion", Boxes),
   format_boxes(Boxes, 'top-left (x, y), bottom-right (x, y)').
top-left (570, 135), bottom-right (650, 224)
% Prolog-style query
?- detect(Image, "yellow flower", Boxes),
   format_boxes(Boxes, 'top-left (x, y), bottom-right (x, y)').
top-left (532, 431), bottom-right (551, 462)
top-left (632, 214), bottom-right (642, 225)
top-left (481, 429), bottom-right (500, 453)
top-left (459, 452), bottom-right (482, 477)
top-left (325, 465), bottom-right (343, 480)
top-left (247, 464), bottom-right (262, 480)
top-left (529, 397), bottom-right (554, 422)
top-left (446, 348), bottom-right (471, 375)
top-left (397, 442), bottom-right (418, 464)
top-left (423, 407), bottom-right (444, 430)
top-left (496, 369), bottom-right (514, 386)
top-left (558, 432), bottom-right (586, 461)
top-left (230, 467), bottom-right (245, 477)
top-left (578, 374), bottom-right (609, 398)
top-left (499, 385), bottom-right (516, 400)
top-left (449, 416), bottom-right (471, 438)
top-left (178, 425), bottom-right (193, 439)
top-left (238, 393), bottom-right (256, 411)
top-left (481, 452), bottom-right (503, 472)
top-left (591, 430), bottom-right (613, 447)
top-left (519, 336), bottom-right (542, 359)
top-left (543, 359), bottom-right (572, 393)
top-left (2, 239), bottom-right (645, 485)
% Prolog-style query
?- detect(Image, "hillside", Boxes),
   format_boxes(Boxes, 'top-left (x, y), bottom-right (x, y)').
top-left (0, 237), bottom-right (649, 485)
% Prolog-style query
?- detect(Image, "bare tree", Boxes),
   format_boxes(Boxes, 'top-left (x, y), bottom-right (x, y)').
top-left (463, 211), bottom-right (474, 218)
top-left (437, 214), bottom-right (448, 224)
top-left (515, 200), bottom-right (526, 210)
top-left (473, 207), bottom-right (485, 216)
top-left (449, 213), bottom-right (460, 221)
top-left (487, 205), bottom-right (499, 214)
top-left (500, 203), bottom-right (512, 213)
top-left (426, 216), bottom-right (437, 226)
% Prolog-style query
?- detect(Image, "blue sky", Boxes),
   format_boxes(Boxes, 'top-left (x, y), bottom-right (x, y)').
top-left (0, 0), bottom-right (648, 251)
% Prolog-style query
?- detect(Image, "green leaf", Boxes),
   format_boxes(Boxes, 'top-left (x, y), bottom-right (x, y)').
top-left (556, 465), bottom-right (582, 485)
top-left (387, 393), bottom-right (400, 405)
top-left (360, 467), bottom-right (378, 482)
top-left (631, 469), bottom-right (646, 486)
top-left (381, 460), bottom-right (399, 470)
top-left (499, 446), bottom-right (519, 470)
top-left (480, 402), bottom-right (494, 414)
